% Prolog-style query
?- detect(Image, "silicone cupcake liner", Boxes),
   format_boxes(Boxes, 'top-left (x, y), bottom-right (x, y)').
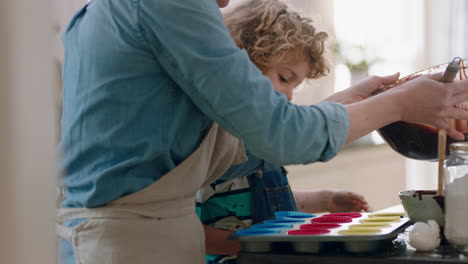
top-left (287, 229), bottom-right (330, 235)
top-left (299, 223), bottom-right (341, 230)
top-left (236, 228), bottom-right (281, 236)
top-left (369, 212), bottom-right (406, 218)
top-left (251, 223), bottom-right (294, 230)
top-left (296, 227), bottom-right (332, 232)
top-left (278, 217), bottom-right (307, 223)
top-left (274, 211), bottom-right (315, 219)
top-left (323, 212), bottom-right (362, 218)
top-left (311, 216), bottom-right (353, 223)
top-left (338, 228), bottom-right (382, 235)
top-left (264, 219), bottom-right (304, 224)
top-left (360, 216), bottom-right (400, 223)
top-left (349, 223), bottom-right (391, 229)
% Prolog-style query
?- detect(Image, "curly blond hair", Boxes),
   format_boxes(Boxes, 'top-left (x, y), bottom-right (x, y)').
top-left (224, 0), bottom-right (329, 79)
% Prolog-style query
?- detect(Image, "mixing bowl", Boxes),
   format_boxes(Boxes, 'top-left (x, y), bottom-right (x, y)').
top-left (377, 59), bottom-right (468, 161)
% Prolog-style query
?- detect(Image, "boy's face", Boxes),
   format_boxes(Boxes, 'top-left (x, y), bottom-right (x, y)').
top-left (263, 52), bottom-right (309, 101)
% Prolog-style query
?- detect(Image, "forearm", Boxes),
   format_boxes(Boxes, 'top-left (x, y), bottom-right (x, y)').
top-left (203, 225), bottom-right (240, 256)
top-left (345, 92), bottom-right (401, 144)
top-left (323, 90), bottom-right (358, 105)
top-left (293, 189), bottom-right (333, 213)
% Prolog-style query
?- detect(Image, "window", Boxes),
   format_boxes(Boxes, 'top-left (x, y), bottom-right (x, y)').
top-left (333, 0), bottom-right (425, 145)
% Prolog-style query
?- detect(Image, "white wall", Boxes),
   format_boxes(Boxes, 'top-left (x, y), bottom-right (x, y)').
top-left (289, 0), bottom-right (336, 105)
top-left (0, 0), bottom-right (58, 263)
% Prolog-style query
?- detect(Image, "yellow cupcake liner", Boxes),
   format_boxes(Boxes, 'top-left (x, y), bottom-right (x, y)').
top-left (360, 216), bottom-right (400, 223)
top-left (369, 212), bottom-right (406, 218)
top-left (348, 223), bottom-right (391, 229)
top-left (338, 228), bottom-right (381, 235)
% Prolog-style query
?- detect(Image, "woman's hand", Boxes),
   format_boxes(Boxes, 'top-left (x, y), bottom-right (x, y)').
top-left (327, 190), bottom-right (371, 213)
top-left (345, 73), bottom-right (468, 143)
top-left (454, 119), bottom-right (468, 134)
top-left (323, 73), bottom-right (400, 105)
top-left (388, 73), bottom-right (468, 140)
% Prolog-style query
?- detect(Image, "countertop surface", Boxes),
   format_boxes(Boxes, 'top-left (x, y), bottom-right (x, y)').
top-left (237, 205), bottom-right (468, 264)
top-left (237, 233), bottom-right (468, 264)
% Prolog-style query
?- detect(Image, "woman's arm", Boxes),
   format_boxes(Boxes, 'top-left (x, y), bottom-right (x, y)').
top-left (345, 74), bottom-right (468, 142)
top-left (138, 0), bottom-right (349, 165)
top-left (138, 0), bottom-right (468, 164)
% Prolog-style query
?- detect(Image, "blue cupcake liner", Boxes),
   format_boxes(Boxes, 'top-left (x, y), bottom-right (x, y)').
top-left (274, 211), bottom-right (315, 219)
top-left (264, 219), bottom-right (304, 224)
top-left (277, 217), bottom-right (306, 223)
top-left (236, 228), bottom-right (281, 236)
top-left (251, 223), bottom-right (294, 229)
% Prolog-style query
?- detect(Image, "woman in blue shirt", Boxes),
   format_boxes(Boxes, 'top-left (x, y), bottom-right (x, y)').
top-left (58, 0), bottom-right (468, 263)
top-left (197, 2), bottom-right (371, 262)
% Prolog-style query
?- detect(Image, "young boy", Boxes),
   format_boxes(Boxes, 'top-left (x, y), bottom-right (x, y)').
top-left (196, 1), bottom-right (374, 263)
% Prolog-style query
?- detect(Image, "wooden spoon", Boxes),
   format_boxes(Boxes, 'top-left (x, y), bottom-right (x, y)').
top-left (437, 129), bottom-right (447, 196)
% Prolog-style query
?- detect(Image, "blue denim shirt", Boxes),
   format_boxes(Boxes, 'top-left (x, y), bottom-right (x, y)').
top-left (60, 0), bottom-right (348, 211)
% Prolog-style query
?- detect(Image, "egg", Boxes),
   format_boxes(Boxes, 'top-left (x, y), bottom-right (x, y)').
top-left (408, 220), bottom-right (441, 251)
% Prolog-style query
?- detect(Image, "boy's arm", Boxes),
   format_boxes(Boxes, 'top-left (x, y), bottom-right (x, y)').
top-left (203, 225), bottom-right (240, 256)
top-left (293, 189), bottom-right (371, 213)
top-left (293, 190), bottom-right (332, 213)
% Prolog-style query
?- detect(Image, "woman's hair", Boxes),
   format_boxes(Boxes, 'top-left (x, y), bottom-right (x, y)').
top-left (224, 0), bottom-right (329, 79)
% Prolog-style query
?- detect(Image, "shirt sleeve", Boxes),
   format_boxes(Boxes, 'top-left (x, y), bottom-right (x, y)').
top-left (137, 0), bottom-right (349, 165)
top-left (220, 145), bottom-right (264, 181)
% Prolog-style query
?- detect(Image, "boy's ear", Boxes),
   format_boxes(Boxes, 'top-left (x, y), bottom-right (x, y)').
top-left (217, 0), bottom-right (230, 8)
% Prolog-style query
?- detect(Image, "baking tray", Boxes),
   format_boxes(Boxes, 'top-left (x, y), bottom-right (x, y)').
top-left (229, 211), bottom-right (410, 254)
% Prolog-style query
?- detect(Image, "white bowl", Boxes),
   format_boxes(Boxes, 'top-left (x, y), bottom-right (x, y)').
top-left (399, 190), bottom-right (445, 226)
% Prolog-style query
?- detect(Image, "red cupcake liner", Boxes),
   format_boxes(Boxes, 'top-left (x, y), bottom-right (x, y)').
top-left (299, 223), bottom-right (341, 230)
top-left (323, 212), bottom-right (362, 218)
top-left (287, 229), bottom-right (330, 235)
top-left (311, 216), bottom-right (353, 223)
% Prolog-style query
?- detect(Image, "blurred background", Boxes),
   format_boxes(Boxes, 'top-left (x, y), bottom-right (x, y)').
top-left (1, 0), bottom-right (467, 263)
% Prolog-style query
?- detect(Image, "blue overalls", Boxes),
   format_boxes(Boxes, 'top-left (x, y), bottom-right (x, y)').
top-left (208, 150), bottom-right (297, 264)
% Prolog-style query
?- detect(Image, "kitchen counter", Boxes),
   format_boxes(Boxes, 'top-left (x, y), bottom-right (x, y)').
top-left (237, 233), bottom-right (468, 264)
top-left (237, 205), bottom-right (468, 264)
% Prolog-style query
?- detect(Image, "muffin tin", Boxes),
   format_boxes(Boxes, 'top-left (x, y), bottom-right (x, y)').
top-left (230, 211), bottom-right (409, 254)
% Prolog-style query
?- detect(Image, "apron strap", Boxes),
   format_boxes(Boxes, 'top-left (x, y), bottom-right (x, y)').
top-left (56, 223), bottom-right (73, 241)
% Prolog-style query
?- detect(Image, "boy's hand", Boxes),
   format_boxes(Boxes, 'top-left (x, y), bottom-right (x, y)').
top-left (323, 73), bottom-right (400, 104)
top-left (328, 190), bottom-right (372, 213)
top-left (324, 73), bottom-right (408, 105)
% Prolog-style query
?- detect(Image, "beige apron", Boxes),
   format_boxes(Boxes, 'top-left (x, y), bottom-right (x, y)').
top-left (57, 123), bottom-right (247, 264)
